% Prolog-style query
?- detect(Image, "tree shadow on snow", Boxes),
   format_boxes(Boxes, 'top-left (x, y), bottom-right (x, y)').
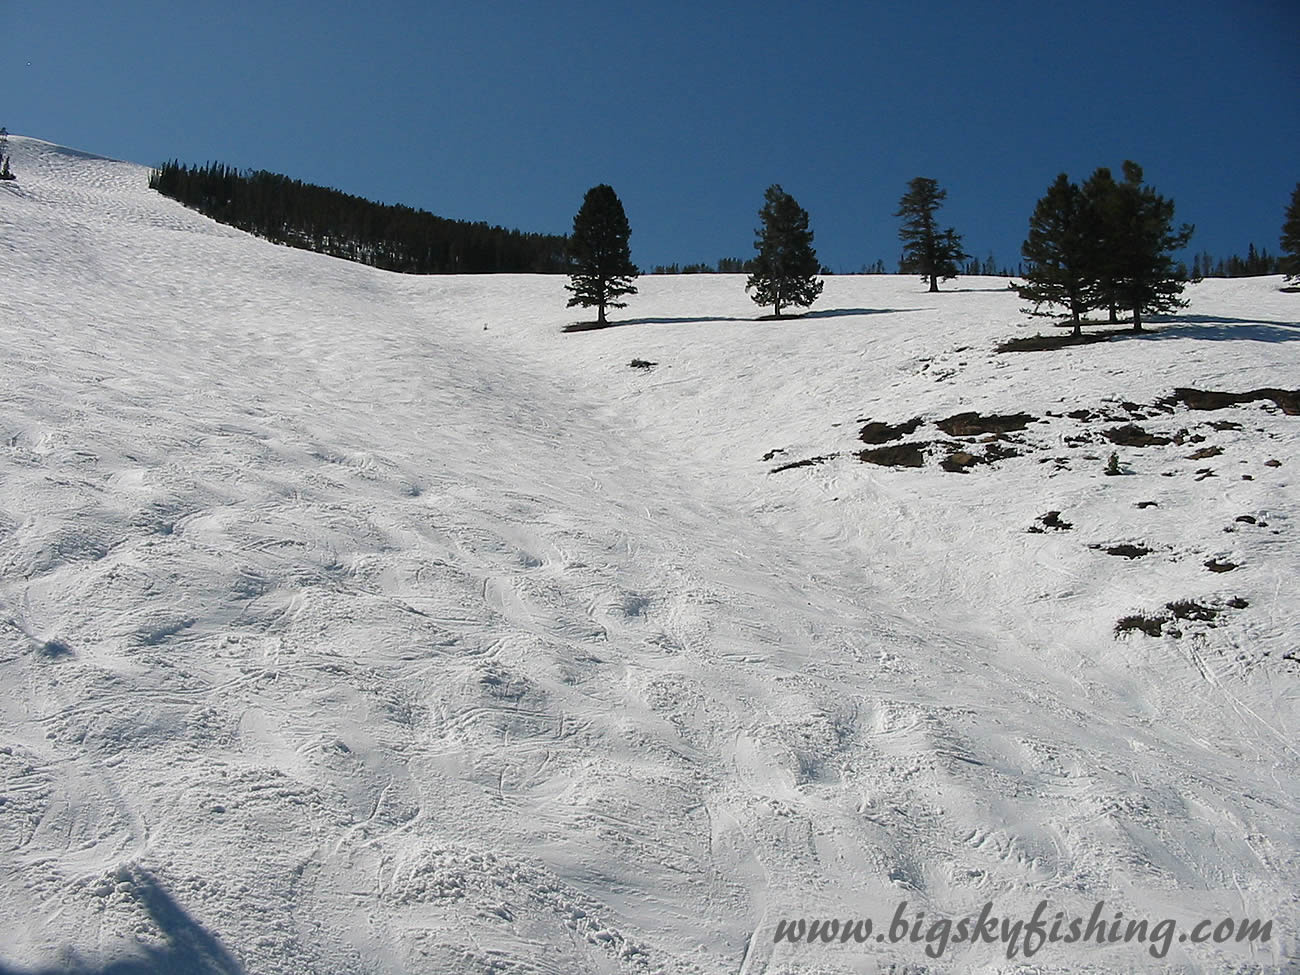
top-left (564, 307), bottom-right (920, 331)
top-left (801, 307), bottom-right (922, 320)
top-left (0, 867), bottom-right (243, 975)
top-left (1136, 315), bottom-right (1300, 343)
top-left (564, 315), bottom-right (750, 331)
top-left (752, 307), bottom-right (921, 322)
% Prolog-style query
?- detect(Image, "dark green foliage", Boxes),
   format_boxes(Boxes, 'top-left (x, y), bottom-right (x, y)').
top-left (716, 256), bottom-right (755, 273)
top-left (1018, 174), bottom-right (1092, 335)
top-left (653, 257), bottom-right (756, 274)
top-left (896, 177), bottom-right (967, 292)
top-left (148, 161), bottom-right (566, 273)
top-left (0, 126), bottom-right (13, 181)
top-left (1282, 183), bottom-right (1300, 282)
top-left (1079, 167), bottom-right (1124, 321)
top-left (565, 184), bottom-right (638, 325)
top-left (746, 184), bottom-right (823, 317)
top-left (1085, 162), bottom-right (1193, 331)
top-left (1024, 162), bottom-right (1192, 333)
top-left (1190, 247), bottom-right (1280, 279)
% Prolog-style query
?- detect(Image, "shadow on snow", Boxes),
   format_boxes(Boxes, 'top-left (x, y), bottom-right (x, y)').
top-left (1138, 315), bottom-right (1300, 343)
top-left (564, 307), bottom-right (918, 331)
top-left (0, 867), bottom-right (243, 975)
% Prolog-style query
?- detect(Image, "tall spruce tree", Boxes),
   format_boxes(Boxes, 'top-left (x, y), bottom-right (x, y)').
top-left (1281, 182), bottom-right (1300, 283)
top-left (565, 184), bottom-right (638, 325)
top-left (1104, 161), bottom-right (1194, 331)
top-left (896, 177), bottom-right (967, 292)
top-left (1017, 173), bottom-right (1092, 336)
top-left (745, 184), bottom-right (823, 317)
top-left (1079, 167), bottom-right (1125, 321)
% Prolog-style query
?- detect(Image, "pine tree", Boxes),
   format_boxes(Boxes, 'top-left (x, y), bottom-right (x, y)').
top-left (1079, 166), bottom-right (1123, 321)
top-left (1281, 183), bottom-right (1300, 283)
top-left (895, 177), bottom-right (967, 292)
top-left (745, 184), bottom-right (823, 317)
top-left (1107, 161), bottom-right (1194, 331)
top-left (0, 127), bottom-right (13, 181)
top-left (565, 184), bottom-right (638, 325)
top-left (1017, 173), bottom-right (1092, 336)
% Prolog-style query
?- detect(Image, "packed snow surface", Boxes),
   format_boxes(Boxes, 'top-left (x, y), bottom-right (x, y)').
top-left (1, 137), bottom-right (1297, 973)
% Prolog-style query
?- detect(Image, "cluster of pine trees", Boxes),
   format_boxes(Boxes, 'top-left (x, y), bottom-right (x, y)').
top-left (1284, 184), bottom-right (1300, 282)
top-left (0, 128), bottom-right (15, 181)
top-left (1190, 246), bottom-right (1281, 279)
top-left (651, 257), bottom-right (757, 275)
top-left (565, 183), bottom-right (829, 321)
top-left (564, 176), bottom-right (1009, 320)
top-left (1017, 162), bottom-right (1194, 334)
top-left (146, 154), bottom-right (1299, 319)
top-left (148, 161), bottom-right (568, 274)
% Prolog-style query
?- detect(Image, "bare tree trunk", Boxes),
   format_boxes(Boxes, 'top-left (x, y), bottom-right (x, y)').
top-left (928, 276), bottom-right (939, 293)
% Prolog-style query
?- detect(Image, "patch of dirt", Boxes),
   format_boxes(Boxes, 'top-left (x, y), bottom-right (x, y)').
top-left (995, 330), bottom-right (1125, 353)
top-left (1103, 424), bottom-right (1171, 447)
top-left (1204, 558), bottom-right (1238, 573)
top-left (1028, 510), bottom-right (1072, 532)
top-left (1166, 600), bottom-right (1222, 622)
top-left (858, 417), bottom-right (923, 445)
top-left (858, 442), bottom-right (930, 468)
top-left (1185, 445), bottom-right (1223, 460)
top-left (1115, 613), bottom-right (1168, 638)
top-left (771, 453), bottom-right (838, 474)
top-left (939, 442), bottom-right (1021, 473)
top-left (1095, 543), bottom-right (1151, 559)
top-left (1115, 596), bottom-right (1248, 638)
top-left (629, 358), bottom-right (657, 370)
top-left (1157, 387), bottom-right (1300, 415)
top-left (936, 411), bottom-right (1036, 437)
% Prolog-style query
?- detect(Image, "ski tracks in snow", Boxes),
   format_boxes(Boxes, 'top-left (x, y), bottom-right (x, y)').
top-left (1, 138), bottom-right (1297, 973)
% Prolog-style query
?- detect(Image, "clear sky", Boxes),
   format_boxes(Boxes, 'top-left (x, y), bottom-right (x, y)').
top-left (7, 0), bottom-right (1298, 273)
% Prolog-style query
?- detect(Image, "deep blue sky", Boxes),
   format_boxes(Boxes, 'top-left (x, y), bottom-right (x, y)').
top-left (8, 0), bottom-right (1298, 273)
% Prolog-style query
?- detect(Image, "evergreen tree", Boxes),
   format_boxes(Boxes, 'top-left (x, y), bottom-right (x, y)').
top-left (1281, 183), bottom-right (1300, 282)
top-left (1079, 166), bottom-right (1123, 321)
top-left (895, 177), bottom-right (967, 292)
top-left (565, 184), bottom-right (638, 325)
top-left (745, 184), bottom-right (823, 317)
top-left (1106, 161), bottom-right (1194, 331)
top-left (148, 159), bottom-right (566, 273)
top-left (0, 127), bottom-right (13, 181)
top-left (1017, 173), bottom-right (1092, 335)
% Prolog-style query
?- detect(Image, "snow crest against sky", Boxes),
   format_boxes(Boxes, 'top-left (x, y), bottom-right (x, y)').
top-left (7, 0), bottom-right (1298, 271)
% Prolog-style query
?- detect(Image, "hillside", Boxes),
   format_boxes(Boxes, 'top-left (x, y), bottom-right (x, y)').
top-left (0, 136), bottom-right (1296, 974)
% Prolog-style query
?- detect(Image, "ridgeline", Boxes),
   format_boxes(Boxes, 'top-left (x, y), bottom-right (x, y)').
top-left (149, 161), bottom-right (568, 274)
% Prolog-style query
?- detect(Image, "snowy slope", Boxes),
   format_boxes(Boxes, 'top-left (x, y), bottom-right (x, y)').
top-left (0, 136), bottom-right (1297, 974)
